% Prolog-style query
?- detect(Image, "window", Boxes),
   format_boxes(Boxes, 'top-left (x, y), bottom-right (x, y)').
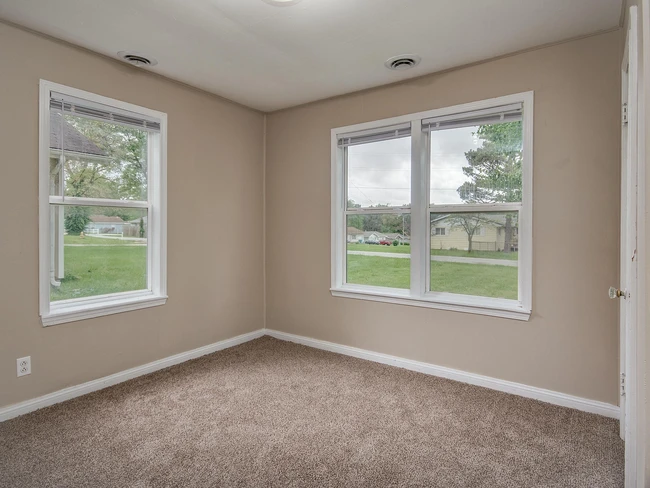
top-left (331, 93), bottom-right (533, 320)
top-left (39, 80), bottom-right (167, 326)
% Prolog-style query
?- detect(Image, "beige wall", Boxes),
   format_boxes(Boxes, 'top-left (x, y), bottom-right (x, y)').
top-left (266, 31), bottom-right (622, 404)
top-left (0, 22), bottom-right (265, 408)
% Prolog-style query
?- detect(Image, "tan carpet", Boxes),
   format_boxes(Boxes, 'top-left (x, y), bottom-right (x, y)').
top-left (0, 336), bottom-right (623, 487)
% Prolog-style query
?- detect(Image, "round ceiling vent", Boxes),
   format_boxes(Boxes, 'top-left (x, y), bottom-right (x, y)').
top-left (384, 54), bottom-right (422, 71)
top-left (118, 51), bottom-right (158, 67)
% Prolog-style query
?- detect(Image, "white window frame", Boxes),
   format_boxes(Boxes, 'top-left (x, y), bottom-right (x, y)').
top-left (38, 80), bottom-right (167, 326)
top-left (330, 92), bottom-right (533, 321)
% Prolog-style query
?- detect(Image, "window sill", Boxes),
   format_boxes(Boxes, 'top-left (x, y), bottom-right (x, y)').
top-left (42, 291), bottom-right (167, 326)
top-left (330, 285), bottom-right (530, 321)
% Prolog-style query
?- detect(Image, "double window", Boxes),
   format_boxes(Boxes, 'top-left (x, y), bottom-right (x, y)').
top-left (331, 93), bottom-right (533, 320)
top-left (39, 80), bottom-right (167, 326)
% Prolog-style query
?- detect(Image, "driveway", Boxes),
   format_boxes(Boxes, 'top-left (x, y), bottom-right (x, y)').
top-left (347, 250), bottom-right (517, 267)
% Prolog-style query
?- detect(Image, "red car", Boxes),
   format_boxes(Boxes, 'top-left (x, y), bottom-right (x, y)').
top-left (379, 239), bottom-right (393, 246)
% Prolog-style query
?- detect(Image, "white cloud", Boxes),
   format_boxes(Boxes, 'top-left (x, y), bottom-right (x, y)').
top-left (346, 126), bottom-right (480, 208)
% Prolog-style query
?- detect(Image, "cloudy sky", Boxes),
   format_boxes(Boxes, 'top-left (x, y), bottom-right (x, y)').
top-left (347, 126), bottom-right (480, 208)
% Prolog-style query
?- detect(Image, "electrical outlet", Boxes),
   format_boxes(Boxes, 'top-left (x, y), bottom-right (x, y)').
top-left (17, 356), bottom-right (31, 377)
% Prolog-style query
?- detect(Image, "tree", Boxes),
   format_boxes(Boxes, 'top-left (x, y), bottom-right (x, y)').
top-left (346, 200), bottom-right (411, 238)
top-left (62, 116), bottom-right (148, 201)
top-left (139, 217), bottom-right (145, 239)
top-left (64, 206), bottom-right (90, 235)
top-left (456, 121), bottom-right (522, 253)
top-left (347, 200), bottom-right (364, 231)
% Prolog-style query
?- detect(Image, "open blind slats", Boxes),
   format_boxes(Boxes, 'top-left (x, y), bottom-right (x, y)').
top-left (422, 103), bottom-right (523, 132)
top-left (50, 92), bottom-right (161, 131)
top-left (337, 123), bottom-right (411, 147)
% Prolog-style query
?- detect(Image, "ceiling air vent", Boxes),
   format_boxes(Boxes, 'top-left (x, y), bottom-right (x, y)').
top-left (385, 55), bottom-right (421, 71)
top-left (118, 52), bottom-right (158, 67)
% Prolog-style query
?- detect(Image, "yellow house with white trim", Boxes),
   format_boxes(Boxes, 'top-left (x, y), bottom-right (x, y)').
top-left (430, 215), bottom-right (518, 252)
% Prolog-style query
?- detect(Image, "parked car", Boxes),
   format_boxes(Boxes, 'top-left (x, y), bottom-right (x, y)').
top-left (379, 239), bottom-right (392, 246)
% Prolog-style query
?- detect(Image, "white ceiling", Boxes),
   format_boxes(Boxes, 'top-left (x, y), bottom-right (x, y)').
top-left (0, 0), bottom-right (622, 112)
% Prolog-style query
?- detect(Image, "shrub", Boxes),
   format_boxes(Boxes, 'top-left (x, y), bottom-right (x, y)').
top-left (64, 206), bottom-right (91, 235)
top-left (392, 240), bottom-right (399, 246)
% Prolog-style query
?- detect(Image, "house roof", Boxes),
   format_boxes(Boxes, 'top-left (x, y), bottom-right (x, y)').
top-left (50, 113), bottom-right (106, 157)
top-left (347, 227), bottom-right (363, 234)
top-left (89, 215), bottom-right (124, 223)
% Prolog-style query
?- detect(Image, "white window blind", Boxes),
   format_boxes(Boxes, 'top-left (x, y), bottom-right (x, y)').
top-left (50, 92), bottom-right (161, 131)
top-left (422, 103), bottom-right (523, 132)
top-left (337, 123), bottom-right (410, 147)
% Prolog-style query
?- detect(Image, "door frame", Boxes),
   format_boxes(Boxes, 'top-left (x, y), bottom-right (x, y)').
top-left (621, 4), bottom-right (647, 487)
top-left (635, 2), bottom-right (648, 486)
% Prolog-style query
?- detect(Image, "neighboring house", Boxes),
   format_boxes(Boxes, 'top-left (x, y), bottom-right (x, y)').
top-left (85, 215), bottom-right (126, 234)
top-left (347, 226), bottom-right (364, 243)
top-left (347, 226), bottom-right (409, 244)
top-left (126, 216), bottom-right (148, 238)
top-left (430, 214), bottom-right (518, 252)
top-left (384, 233), bottom-right (409, 243)
top-left (49, 114), bottom-right (108, 285)
top-left (363, 231), bottom-right (383, 243)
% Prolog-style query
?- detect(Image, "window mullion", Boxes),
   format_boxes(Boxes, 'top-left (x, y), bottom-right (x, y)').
top-left (410, 119), bottom-right (427, 298)
top-left (429, 202), bottom-right (522, 213)
top-left (48, 196), bottom-right (149, 208)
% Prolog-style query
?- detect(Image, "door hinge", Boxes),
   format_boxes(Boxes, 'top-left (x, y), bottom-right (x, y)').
top-left (621, 373), bottom-right (626, 396)
top-left (623, 103), bottom-right (628, 125)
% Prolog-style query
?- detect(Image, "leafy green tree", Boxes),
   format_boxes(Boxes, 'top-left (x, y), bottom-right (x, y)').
top-left (347, 200), bottom-right (364, 231)
top-left (63, 116), bottom-right (148, 201)
top-left (347, 200), bottom-right (411, 238)
top-left (64, 206), bottom-right (91, 235)
top-left (455, 121), bottom-right (522, 253)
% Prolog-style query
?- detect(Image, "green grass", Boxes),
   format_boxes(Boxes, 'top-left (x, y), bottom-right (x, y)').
top-left (51, 245), bottom-right (147, 301)
top-left (347, 243), bottom-right (518, 261)
top-left (52, 240), bottom-right (516, 302)
top-left (347, 243), bottom-right (411, 254)
top-left (429, 248), bottom-right (518, 261)
top-left (64, 235), bottom-right (139, 246)
top-left (346, 255), bottom-right (517, 299)
top-left (429, 260), bottom-right (517, 299)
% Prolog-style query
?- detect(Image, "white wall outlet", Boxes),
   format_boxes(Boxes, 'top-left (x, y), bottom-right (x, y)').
top-left (17, 356), bottom-right (31, 377)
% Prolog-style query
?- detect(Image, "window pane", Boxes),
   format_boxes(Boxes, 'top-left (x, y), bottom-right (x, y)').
top-left (429, 212), bottom-right (518, 299)
top-left (50, 206), bottom-right (148, 301)
top-left (49, 112), bottom-right (148, 200)
top-left (346, 214), bottom-right (410, 289)
top-left (429, 121), bottom-right (522, 205)
top-left (347, 136), bottom-right (411, 209)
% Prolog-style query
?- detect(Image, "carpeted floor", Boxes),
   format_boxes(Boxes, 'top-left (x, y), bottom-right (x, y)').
top-left (0, 336), bottom-right (623, 487)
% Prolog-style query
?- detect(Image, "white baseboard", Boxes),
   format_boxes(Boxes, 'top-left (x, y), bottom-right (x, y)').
top-left (0, 327), bottom-right (619, 423)
top-left (265, 329), bottom-right (620, 419)
top-left (0, 329), bottom-right (265, 422)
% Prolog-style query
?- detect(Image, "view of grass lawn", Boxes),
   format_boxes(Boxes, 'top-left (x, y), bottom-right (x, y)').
top-left (347, 243), bottom-right (411, 254)
top-left (53, 238), bottom-right (516, 303)
top-left (64, 235), bottom-right (143, 246)
top-left (346, 254), bottom-right (517, 299)
top-left (347, 243), bottom-right (518, 261)
top-left (51, 242), bottom-right (147, 301)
